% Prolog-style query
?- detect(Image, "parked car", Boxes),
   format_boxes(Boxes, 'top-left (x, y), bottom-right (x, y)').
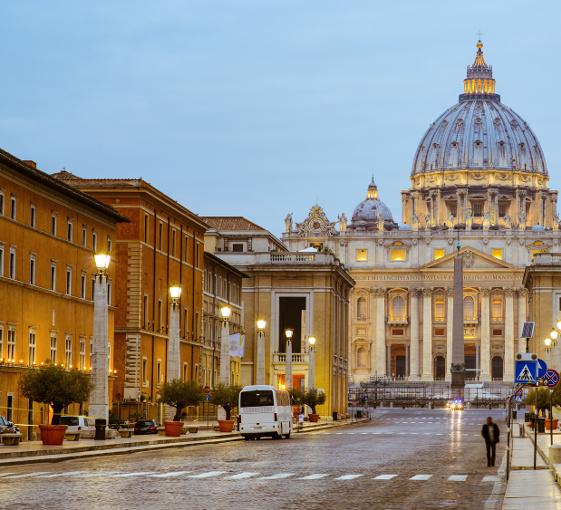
top-left (59, 415), bottom-right (96, 434)
top-left (0, 415), bottom-right (19, 434)
top-left (134, 419), bottom-right (159, 435)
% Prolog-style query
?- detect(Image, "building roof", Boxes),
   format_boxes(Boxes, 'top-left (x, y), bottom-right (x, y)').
top-left (0, 150), bottom-right (128, 223)
top-left (204, 251), bottom-right (248, 279)
top-left (201, 216), bottom-right (267, 232)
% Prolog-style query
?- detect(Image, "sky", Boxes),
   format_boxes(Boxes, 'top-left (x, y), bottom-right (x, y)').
top-left (0, 1), bottom-right (560, 236)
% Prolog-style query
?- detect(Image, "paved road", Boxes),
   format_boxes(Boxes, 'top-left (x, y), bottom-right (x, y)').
top-left (0, 408), bottom-right (507, 510)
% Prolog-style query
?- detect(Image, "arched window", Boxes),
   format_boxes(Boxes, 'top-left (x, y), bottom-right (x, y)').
top-left (492, 356), bottom-right (503, 380)
top-left (357, 297), bottom-right (366, 319)
top-left (491, 294), bottom-right (503, 321)
top-left (357, 347), bottom-right (367, 368)
top-left (464, 296), bottom-right (475, 321)
top-left (433, 294), bottom-right (446, 322)
top-left (434, 356), bottom-right (446, 380)
top-left (390, 295), bottom-right (406, 322)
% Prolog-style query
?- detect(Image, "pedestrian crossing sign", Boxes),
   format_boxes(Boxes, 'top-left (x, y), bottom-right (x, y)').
top-left (515, 360), bottom-right (537, 384)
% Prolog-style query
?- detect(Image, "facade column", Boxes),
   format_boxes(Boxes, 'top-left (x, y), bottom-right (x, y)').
top-left (409, 289), bottom-right (420, 380)
top-left (445, 289), bottom-right (454, 382)
top-left (219, 319), bottom-right (231, 385)
top-left (504, 289), bottom-right (515, 381)
top-left (374, 289), bottom-right (387, 376)
top-left (369, 289), bottom-right (377, 374)
top-left (518, 289), bottom-right (528, 354)
top-left (90, 271), bottom-right (109, 423)
top-left (480, 289), bottom-right (491, 382)
top-left (421, 289), bottom-right (433, 381)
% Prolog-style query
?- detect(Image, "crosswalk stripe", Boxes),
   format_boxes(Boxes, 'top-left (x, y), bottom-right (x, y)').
top-left (448, 475), bottom-right (468, 481)
top-left (259, 473), bottom-right (294, 480)
top-left (0, 473), bottom-right (14, 478)
top-left (410, 474), bottom-right (432, 480)
top-left (114, 472), bottom-right (154, 478)
top-left (482, 475), bottom-right (499, 482)
top-left (226, 472), bottom-right (260, 480)
top-left (149, 471), bottom-right (192, 478)
top-left (71, 471), bottom-right (119, 478)
top-left (4, 472), bottom-right (50, 479)
top-left (300, 474), bottom-right (328, 480)
top-left (37, 471), bottom-right (88, 478)
top-left (373, 474), bottom-right (398, 480)
top-left (188, 471), bottom-right (226, 479)
top-left (335, 474), bottom-right (363, 480)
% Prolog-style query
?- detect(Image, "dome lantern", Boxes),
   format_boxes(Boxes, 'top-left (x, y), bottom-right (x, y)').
top-left (460, 40), bottom-right (499, 101)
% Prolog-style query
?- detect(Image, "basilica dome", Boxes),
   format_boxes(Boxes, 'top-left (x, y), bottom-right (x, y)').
top-left (349, 178), bottom-right (397, 231)
top-left (411, 41), bottom-right (547, 176)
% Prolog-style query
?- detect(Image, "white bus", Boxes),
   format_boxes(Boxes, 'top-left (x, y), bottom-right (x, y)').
top-left (238, 385), bottom-right (292, 440)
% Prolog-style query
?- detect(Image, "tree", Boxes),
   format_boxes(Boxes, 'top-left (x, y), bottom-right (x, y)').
top-left (19, 365), bottom-right (92, 425)
top-left (210, 384), bottom-right (241, 421)
top-left (159, 380), bottom-right (204, 421)
top-left (525, 387), bottom-right (553, 417)
top-left (303, 388), bottom-right (326, 414)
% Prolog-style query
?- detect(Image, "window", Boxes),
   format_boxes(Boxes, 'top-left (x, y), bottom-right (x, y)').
top-left (107, 282), bottom-right (112, 305)
top-left (183, 362), bottom-right (188, 382)
top-left (156, 359), bottom-right (162, 385)
top-left (91, 278), bottom-right (95, 301)
top-left (232, 243), bottom-right (244, 252)
top-left (433, 327), bottom-right (446, 336)
top-left (50, 263), bottom-right (56, 291)
top-left (28, 330), bottom-right (36, 365)
top-left (492, 328), bottom-right (503, 336)
top-left (491, 248), bottom-right (503, 260)
top-left (82, 226), bottom-right (87, 247)
top-left (158, 223), bottom-right (163, 251)
top-left (7, 328), bottom-right (16, 362)
top-left (30, 205), bottom-right (36, 227)
top-left (390, 295), bottom-right (406, 322)
top-left (491, 295), bottom-right (503, 321)
top-left (499, 201), bottom-right (510, 218)
top-left (90, 337), bottom-right (93, 361)
top-left (50, 333), bottom-right (57, 363)
top-left (143, 295), bottom-right (149, 329)
top-left (183, 308), bottom-right (188, 338)
top-left (29, 254), bottom-right (36, 285)
top-left (0, 326), bottom-right (3, 360)
top-left (389, 248), bottom-right (407, 262)
top-left (79, 337), bottom-right (86, 370)
top-left (355, 249), bottom-right (368, 262)
top-left (391, 328), bottom-right (404, 336)
top-left (142, 357), bottom-right (148, 386)
top-left (65, 335), bottom-right (72, 367)
top-left (107, 236), bottom-right (112, 253)
top-left (143, 215), bottom-right (148, 243)
top-left (92, 232), bottom-right (97, 252)
top-left (433, 295), bottom-right (446, 322)
top-left (51, 214), bottom-right (57, 236)
top-left (0, 245), bottom-right (3, 276)
top-left (65, 267), bottom-right (72, 295)
top-left (0, 192), bottom-right (3, 215)
top-left (433, 248), bottom-right (445, 260)
top-left (67, 221), bottom-right (73, 242)
top-left (9, 247), bottom-right (16, 279)
top-left (463, 296), bottom-right (476, 321)
top-left (472, 201), bottom-right (483, 217)
top-left (10, 196), bottom-right (16, 220)
top-left (171, 230), bottom-right (176, 256)
top-left (157, 300), bottom-right (162, 332)
top-left (80, 272), bottom-right (86, 299)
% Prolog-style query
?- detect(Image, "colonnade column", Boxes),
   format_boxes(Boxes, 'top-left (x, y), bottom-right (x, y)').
top-left (409, 289), bottom-right (420, 380)
top-left (504, 289), bottom-right (515, 381)
top-left (421, 289), bottom-right (433, 381)
top-left (375, 289), bottom-right (386, 377)
top-left (518, 288), bottom-right (528, 354)
top-left (369, 289), bottom-right (377, 373)
top-left (480, 289), bottom-right (491, 382)
top-left (445, 289), bottom-right (454, 382)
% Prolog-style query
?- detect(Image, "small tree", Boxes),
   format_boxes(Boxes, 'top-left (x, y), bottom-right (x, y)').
top-left (159, 380), bottom-right (204, 421)
top-left (303, 388), bottom-right (326, 414)
top-left (210, 384), bottom-right (241, 421)
top-left (290, 388), bottom-right (305, 411)
top-left (525, 388), bottom-right (551, 417)
top-left (19, 365), bottom-right (92, 425)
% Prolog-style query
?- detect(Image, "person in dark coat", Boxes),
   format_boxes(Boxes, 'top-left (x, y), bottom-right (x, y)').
top-left (481, 416), bottom-right (500, 467)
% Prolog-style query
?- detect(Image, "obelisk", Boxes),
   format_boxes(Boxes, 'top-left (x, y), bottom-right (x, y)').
top-left (451, 239), bottom-right (465, 399)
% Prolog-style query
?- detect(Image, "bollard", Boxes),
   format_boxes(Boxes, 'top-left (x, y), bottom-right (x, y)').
top-left (95, 418), bottom-right (107, 440)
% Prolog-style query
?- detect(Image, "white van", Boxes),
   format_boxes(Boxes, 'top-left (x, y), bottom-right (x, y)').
top-left (238, 385), bottom-right (292, 440)
top-left (59, 415), bottom-right (96, 435)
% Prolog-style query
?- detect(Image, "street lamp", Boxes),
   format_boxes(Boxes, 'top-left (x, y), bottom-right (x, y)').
top-left (219, 305), bottom-right (231, 384)
top-left (285, 328), bottom-right (293, 390)
top-left (308, 336), bottom-right (316, 389)
top-left (167, 285), bottom-right (182, 384)
top-left (256, 320), bottom-right (266, 385)
top-left (90, 253), bottom-right (110, 425)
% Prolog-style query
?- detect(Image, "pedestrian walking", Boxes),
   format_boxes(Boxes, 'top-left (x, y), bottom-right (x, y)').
top-left (481, 416), bottom-right (500, 467)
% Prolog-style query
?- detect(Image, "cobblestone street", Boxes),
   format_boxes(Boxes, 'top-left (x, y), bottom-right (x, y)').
top-left (0, 409), bottom-right (506, 510)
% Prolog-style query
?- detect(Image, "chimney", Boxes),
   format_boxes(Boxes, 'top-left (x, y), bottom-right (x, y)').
top-left (22, 160), bottom-right (37, 169)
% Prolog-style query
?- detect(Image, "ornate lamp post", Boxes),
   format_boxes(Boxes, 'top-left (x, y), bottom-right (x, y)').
top-left (167, 286), bottom-right (182, 382)
top-left (546, 321), bottom-right (561, 369)
top-left (256, 319), bottom-right (266, 385)
top-left (90, 253), bottom-right (110, 424)
top-left (219, 306), bottom-right (231, 385)
top-left (285, 328), bottom-right (293, 390)
top-left (308, 336), bottom-right (316, 389)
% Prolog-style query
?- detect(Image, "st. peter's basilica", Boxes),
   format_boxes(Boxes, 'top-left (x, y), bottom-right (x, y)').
top-left (282, 41), bottom-right (559, 384)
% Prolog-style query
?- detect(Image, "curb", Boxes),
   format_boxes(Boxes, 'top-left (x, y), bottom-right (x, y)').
top-left (0, 418), bottom-right (369, 467)
top-left (524, 423), bottom-right (561, 483)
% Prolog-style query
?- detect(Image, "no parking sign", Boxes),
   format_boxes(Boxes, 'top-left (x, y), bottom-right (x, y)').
top-left (544, 369), bottom-right (560, 388)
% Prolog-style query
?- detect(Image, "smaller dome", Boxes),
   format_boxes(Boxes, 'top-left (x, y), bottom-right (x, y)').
top-left (349, 178), bottom-right (397, 231)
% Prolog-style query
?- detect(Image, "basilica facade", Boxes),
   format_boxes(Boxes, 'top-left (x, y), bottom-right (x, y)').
top-left (283, 41), bottom-right (559, 384)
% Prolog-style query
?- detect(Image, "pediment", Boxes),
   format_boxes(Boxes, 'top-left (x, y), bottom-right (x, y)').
top-left (422, 247), bottom-right (514, 270)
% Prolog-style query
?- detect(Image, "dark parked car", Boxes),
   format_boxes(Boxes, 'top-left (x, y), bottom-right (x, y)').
top-left (134, 419), bottom-right (159, 435)
top-left (0, 415), bottom-right (19, 434)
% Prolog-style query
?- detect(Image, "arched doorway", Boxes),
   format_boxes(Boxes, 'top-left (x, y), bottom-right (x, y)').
top-left (492, 356), bottom-right (503, 380)
top-left (434, 356), bottom-right (446, 380)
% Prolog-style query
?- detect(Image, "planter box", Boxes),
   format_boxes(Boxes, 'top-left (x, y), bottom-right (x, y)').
top-left (118, 429), bottom-right (134, 438)
top-left (188, 427), bottom-right (198, 434)
top-left (308, 414), bottom-right (320, 423)
top-left (164, 421), bottom-right (183, 437)
top-left (218, 420), bottom-right (235, 432)
top-left (39, 425), bottom-right (67, 445)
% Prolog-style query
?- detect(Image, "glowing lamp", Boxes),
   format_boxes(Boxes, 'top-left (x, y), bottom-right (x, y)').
top-left (285, 328), bottom-right (294, 340)
top-left (94, 253), bottom-right (111, 271)
top-left (257, 319), bottom-right (266, 331)
top-left (220, 306), bottom-right (231, 319)
top-left (308, 336), bottom-right (316, 346)
top-left (550, 328), bottom-right (559, 340)
top-left (169, 286), bottom-right (182, 300)
top-left (545, 337), bottom-right (552, 348)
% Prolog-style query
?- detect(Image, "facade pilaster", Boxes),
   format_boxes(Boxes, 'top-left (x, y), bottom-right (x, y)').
top-left (374, 288), bottom-right (387, 377)
top-left (409, 289), bottom-right (420, 380)
top-left (480, 289), bottom-right (491, 382)
top-left (517, 288), bottom-right (528, 354)
top-left (421, 288), bottom-right (433, 381)
top-left (445, 288), bottom-right (454, 382)
top-left (504, 289), bottom-right (515, 381)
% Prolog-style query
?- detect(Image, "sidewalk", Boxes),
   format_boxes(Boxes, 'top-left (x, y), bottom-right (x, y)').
top-left (0, 417), bottom-right (367, 466)
top-left (502, 422), bottom-right (561, 510)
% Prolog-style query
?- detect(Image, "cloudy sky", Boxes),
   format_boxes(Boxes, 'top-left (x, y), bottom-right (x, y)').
top-left (1, 1), bottom-right (559, 235)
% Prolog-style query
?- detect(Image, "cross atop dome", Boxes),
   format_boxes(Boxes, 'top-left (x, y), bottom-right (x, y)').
top-left (461, 40), bottom-right (498, 101)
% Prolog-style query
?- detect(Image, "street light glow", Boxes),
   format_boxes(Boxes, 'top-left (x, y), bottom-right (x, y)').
top-left (550, 328), bottom-right (559, 340)
top-left (169, 286), bottom-right (182, 300)
top-left (94, 253), bottom-right (111, 271)
top-left (220, 306), bottom-right (231, 319)
top-left (285, 328), bottom-right (294, 339)
top-left (545, 337), bottom-right (552, 347)
top-left (308, 336), bottom-right (316, 346)
top-left (257, 319), bottom-right (266, 330)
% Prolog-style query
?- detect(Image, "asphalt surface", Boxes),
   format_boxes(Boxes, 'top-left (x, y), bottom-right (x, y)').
top-left (0, 408), bottom-right (507, 510)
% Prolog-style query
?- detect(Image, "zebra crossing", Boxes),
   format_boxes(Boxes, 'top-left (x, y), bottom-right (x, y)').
top-left (0, 469), bottom-right (500, 484)
top-left (328, 431), bottom-right (483, 437)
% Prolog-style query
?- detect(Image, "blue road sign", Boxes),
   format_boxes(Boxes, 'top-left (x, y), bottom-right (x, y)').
top-left (536, 359), bottom-right (548, 379)
top-left (515, 359), bottom-right (537, 384)
top-left (513, 387), bottom-right (524, 402)
top-left (544, 369), bottom-right (560, 388)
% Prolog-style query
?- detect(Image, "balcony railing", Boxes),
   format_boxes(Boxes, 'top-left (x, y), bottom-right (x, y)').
top-left (272, 353), bottom-right (310, 364)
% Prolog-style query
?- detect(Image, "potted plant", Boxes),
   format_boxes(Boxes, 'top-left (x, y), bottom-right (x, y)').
top-left (303, 388), bottom-right (326, 423)
top-left (159, 379), bottom-right (203, 437)
top-left (289, 388), bottom-right (305, 418)
top-left (19, 364), bottom-right (92, 445)
top-left (210, 384), bottom-right (241, 432)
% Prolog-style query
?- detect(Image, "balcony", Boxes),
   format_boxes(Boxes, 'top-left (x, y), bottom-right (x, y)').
top-left (272, 352), bottom-right (310, 368)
